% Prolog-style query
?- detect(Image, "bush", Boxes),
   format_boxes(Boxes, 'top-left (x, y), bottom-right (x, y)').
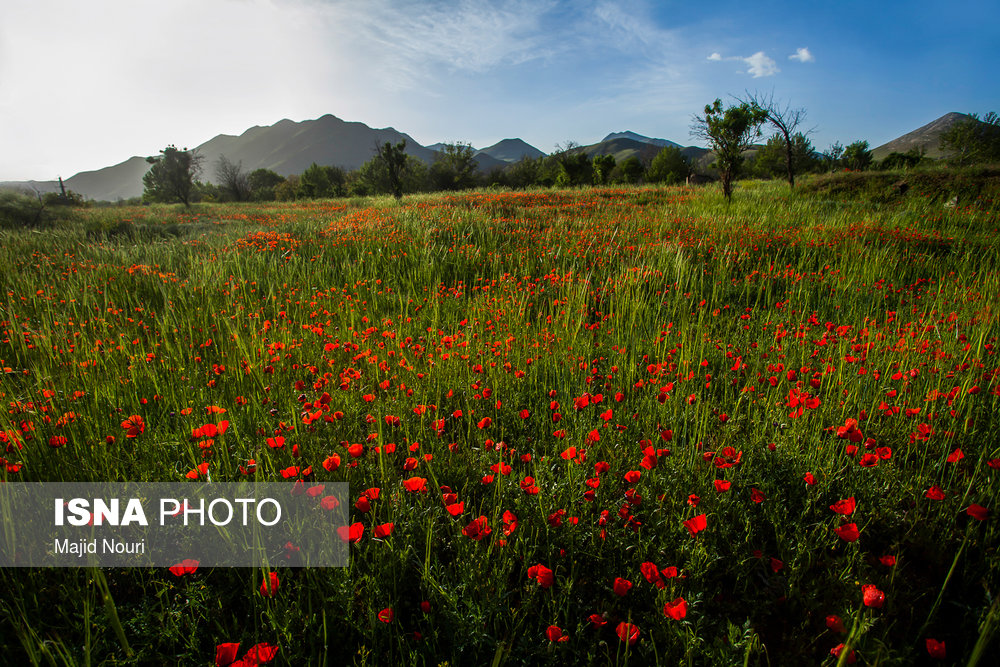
top-left (0, 190), bottom-right (53, 228)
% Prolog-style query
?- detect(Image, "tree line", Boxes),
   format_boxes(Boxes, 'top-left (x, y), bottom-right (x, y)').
top-left (139, 104), bottom-right (1000, 207)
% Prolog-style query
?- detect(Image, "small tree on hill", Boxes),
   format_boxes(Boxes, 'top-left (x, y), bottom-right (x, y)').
top-left (691, 99), bottom-right (767, 200)
top-left (143, 145), bottom-right (203, 207)
top-left (841, 140), bottom-right (873, 171)
top-left (940, 112), bottom-right (1000, 165)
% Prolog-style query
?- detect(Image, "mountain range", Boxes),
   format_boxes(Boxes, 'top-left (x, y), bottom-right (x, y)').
top-left (0, 112), bottom-right (969, 201)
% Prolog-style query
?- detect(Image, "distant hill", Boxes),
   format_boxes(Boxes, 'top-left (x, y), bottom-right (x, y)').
top-left (602, 131), bottom-right (680, 149)
top-left (872, 112), bottom-right (969, 160)
top-left (476, 138), bottom-right (546, 163)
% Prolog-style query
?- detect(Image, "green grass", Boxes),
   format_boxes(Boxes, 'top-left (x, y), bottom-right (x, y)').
top-left (1, 181), bottom-right (998, 665)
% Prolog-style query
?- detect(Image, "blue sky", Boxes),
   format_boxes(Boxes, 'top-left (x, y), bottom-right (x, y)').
top-left (1, 0), bottom-right (997, 181)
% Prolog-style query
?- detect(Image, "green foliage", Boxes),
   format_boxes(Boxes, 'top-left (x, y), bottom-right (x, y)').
top-left (247, 168), bottom-right (284, 201)
top-left (371, 140), bottom-right (410, 200)
top-left (592, 154), bottom-right (616, 185)
top-left (693, 99), bottom-right (768, 200)
top-left (646, 146), bottom-right (691, 184)
top-left (940, 112), bottom-right (1000, 165)
top-left (430, 143), bottom-right (479, 191)
top-left (878, 148), bottom-right (928, 171)
top-left (841, 140), bottom-right (874, 171)
top-left (298, 163), bottom-right (347, 199)
top-left (142, 145), bottom-right (203, 207)
top-left (753, 133), bottom-right (819, 179)
top-left (0, 190), bottom-right (53, 228)
top-left (552, 143), bottom-right (593, 187)
top-left (614, 156), bottom-right (645, 184)
top-left (274, 174), bottom-right (300, 201)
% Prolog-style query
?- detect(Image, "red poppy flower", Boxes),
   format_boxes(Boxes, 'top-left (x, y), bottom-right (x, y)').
top-left (683, 513), bottom-right (707, 536)
top-left (862, 584), bottom-right (885, 608)
top-left (825, 615), bottom-right (846, 633)
top-left (830, 643), bottom-right (856, 663)
top-left (168, 558), bottom-right (199, 577)
top-left (546, 625), bottom-right (568, 642)
top-left (925, 486), bottom-right (946, 500)
top-left (613, 577), bottom-right (632, 596)
top-left (663, 597), bottom-right (687, 620)
top-left (121, 415), bottom-right (145, 438)
top-left (616, 621), bottom-right (640, 645)
top-left (926, 638), bottom-right (946, 659)
top-left (322, 454), bottom-right (341, 472)
top-left (967, 504), bottom-right (989, 521)
top-left (803, 472), bottom-right (816, 485)
top-left (337, 522), bottom-right (364, 543)
top-left (528, 563), bottom-right (554, 588)
top-left (750, 487), bottom-right (765, 503)
top-left (946, 448), bottom-right (964, 463)
top-left (377, 607), bottom-right (394, 623)
top-left (402, 477), bottom-right (428, 493)
top-left (215, 643), bottom-right (240, 667)
top-left (834, 523), bottom-right (860, 542)
top-left (714, 479), bottom-right (731, 493)
top-left (588, 613), bottom-right (607, 628)
top-left (259, 572), bottom-right (279, 597)
top-left (373, 522), bottom-right (394, 538)
top-left (829, 497), bottom-right (856, 515)
top-left (462, 516), bottom-right (491, 541)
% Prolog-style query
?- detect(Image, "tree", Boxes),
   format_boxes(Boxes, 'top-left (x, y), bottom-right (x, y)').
top-left (592, 154), bottom-right (616, 185)
top-left (841, 140), bottom-right (873, 171)
top-left (215, 155), bottom-right (251, 202)
top-left (614, 156), bottom-right (645, 184)
top-left (430, 143), bottom-right (478, 191)
top-left (939, 112), bottom-right (1000, 165)
top-left (739, 92), bottom-right (809, 187)
top-left (298, 163), bottom-right (346, 199)
top-left (247, 168), bottom-right (285, 201)
top-left (691, 99), bottom-right (767, 200)
top-left (646, 146), bottom-right (691, 184)
top-left (752, 133), bottom-right (818, 179)
top-left (552, 142), bottom-right (593, 187)
top-left (823, 142), bottom-right (845, 171)
top-left (143, 145), bottom-right (203, 206)
top-left (373, 140), bottom-right (409, 200)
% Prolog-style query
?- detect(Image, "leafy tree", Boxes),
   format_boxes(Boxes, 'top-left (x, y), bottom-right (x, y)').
top-left (247, 168), bottom-right (284, 201)
top-left (143, 145), bottom-right (203, 207)
top-left (613, 156), bottom-right (645, 184)
top-left (740, 92), bottom-right (809, 187)
top-left (592, 154), bottom-right (616, 185)
top-left (552, 142), bottom-right (593, 187)
top-left (940, 112), bottom-right (1000, 165)
top-left (822, 142), bottom-right (845, 171)
top-left (215, 155), bottom-right (251, 202)
top-left (646, 146), bottom-right (691, 184)
top-left (752, 133), bottom-right (818, 179)
top-left (373, 140), bottom-right (409, 200)
top-left (298, 163), bottom-right (346, 199)
top-left (430, 143), bottom-right (479, 191)
top-left (274, 174), bottom-right (300, 201)
top-left (691, 99), bottom-right (767, 200)
top-left (841, 140), bottom-right (873, 171)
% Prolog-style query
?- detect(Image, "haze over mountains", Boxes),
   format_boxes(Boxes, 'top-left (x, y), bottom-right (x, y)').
top-left (0, 112), bottom-right (970, 202)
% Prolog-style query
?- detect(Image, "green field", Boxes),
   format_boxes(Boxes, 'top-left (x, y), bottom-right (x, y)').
top-left (1, 180), bottom-right (998, 665)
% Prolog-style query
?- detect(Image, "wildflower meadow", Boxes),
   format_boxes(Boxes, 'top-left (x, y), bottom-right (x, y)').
top-left (1, 181), bottom-right (998, 665)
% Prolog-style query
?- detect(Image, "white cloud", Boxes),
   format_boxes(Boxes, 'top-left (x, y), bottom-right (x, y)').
top-left (742, 51), bottom-right (778, 78)
top-left (789, 47), bottom-right (814, 63)
top-left (708, 52), bottom-right (722, 61)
